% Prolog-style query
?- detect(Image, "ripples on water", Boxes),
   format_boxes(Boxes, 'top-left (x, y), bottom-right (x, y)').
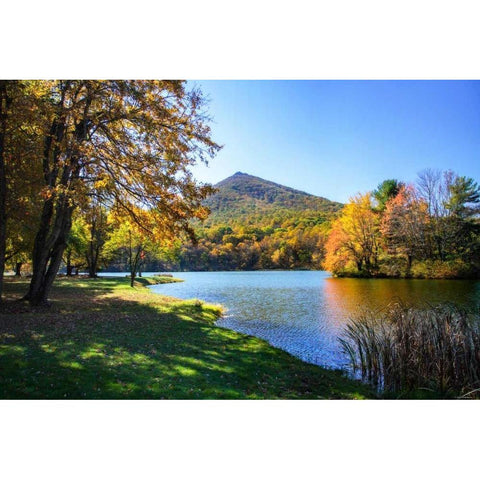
top-left (136, 271), bottom-right (480, 370)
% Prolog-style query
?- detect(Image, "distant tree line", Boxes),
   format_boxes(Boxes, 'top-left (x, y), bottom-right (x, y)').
top-left (98, 215), bottom-right (330, 272)
top-left (153, 219), bottom-right (331, 271)
top-left (97, 169), bottom-right (480, 277)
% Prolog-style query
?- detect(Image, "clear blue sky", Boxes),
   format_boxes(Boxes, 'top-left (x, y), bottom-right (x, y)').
top-left (189, 80), bottom-right (480, 203)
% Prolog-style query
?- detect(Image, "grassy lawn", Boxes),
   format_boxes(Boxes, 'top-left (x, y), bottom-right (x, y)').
top-left (0, 275), bottom-right (374, 399)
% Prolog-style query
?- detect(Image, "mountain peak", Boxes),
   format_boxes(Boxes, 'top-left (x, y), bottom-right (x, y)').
top-left (217, 172), bottom-right (319, 199)
top-left (204, 172), bottom-right (342, 226)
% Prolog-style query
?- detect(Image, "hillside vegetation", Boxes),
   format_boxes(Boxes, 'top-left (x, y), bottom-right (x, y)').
top-left (204, 171), bottom-right (341, 226)
top-left (134, 172), bottom-right (343, 271)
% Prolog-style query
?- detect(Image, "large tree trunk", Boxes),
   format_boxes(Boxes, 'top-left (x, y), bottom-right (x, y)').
top-left (27, 229), bottom-right (72, 305)
top-left (65, 251), bottom-right (73, 276)
top-left (27, 155), bottom-right (76, 304)
top-left (24, 123), bottom-right (64, 304)
top-left (86, 241), bottom-right (100, 278)
top-left (128, 232), bottom-right (142, 287)
top-left (15, 262), bottom-right (22, 277)
top-left (26, 199), bottom-right (74, 305)
top-left (25, 81), bottom-right (90, 305)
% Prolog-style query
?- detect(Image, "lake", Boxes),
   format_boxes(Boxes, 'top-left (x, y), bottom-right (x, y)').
top-left (110, 271), bottom-right (480, 370)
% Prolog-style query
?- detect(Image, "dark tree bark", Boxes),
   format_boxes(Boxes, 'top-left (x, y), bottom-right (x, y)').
top-left (24, 112), bottom-right (68, 305)
top-left (25, 194), bottom-right (75, 305)
top-left (65, 250), bottom-right (73, 276)
top-left (402, 253), bottom-right (413, 277)
top-left (86, 239), bottom-right (102, 278)
top-left (127, 231), bottom-right (143, 287)
top-left (86, 243), bottom-right (97, 278)
top-left (25, 82), bottom-right (88, 305)
top-left (15, 262), bottom-right (22, 277)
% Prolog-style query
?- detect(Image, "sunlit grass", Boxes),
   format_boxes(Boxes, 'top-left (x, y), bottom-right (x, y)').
top-left (0, 276), bottom-right (373, 399)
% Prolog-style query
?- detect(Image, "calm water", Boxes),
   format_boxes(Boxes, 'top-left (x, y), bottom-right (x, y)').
top-left (128, 271), bottom-right (480, 370)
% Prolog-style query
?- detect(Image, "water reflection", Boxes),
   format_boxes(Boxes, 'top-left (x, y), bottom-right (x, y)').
top-left (149, 271), bottom-right (480, 370)
top-left (323, 277), bottom-right (480, 318)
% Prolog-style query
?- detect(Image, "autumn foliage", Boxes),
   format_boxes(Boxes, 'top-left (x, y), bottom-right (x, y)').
top-left (324, 193), bottom-right (380, 275)
top-left (0, 80), bottom-right (220, 304)
top-left (324, 172), bottom-right (480, 278)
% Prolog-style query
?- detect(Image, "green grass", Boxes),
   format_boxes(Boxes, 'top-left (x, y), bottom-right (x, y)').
top-left (0, 275), bottom-right (374, 399)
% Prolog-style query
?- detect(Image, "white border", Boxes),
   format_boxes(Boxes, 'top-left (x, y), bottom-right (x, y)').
top-left (2, 1), bottom-right (479, 478)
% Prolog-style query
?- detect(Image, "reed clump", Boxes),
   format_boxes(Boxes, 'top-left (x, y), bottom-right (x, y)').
top-left (340, 303), bottom-right (480, 398)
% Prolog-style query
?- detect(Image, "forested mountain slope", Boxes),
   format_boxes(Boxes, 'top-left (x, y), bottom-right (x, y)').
top-left (154, 172), bottom-right (343, 271)
top-left (108, 172), bottom-right (342, 271)
top-left (203, 172), bottom-right (342, 227)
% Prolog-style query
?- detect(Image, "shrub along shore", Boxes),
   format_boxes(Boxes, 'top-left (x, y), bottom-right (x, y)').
top-left (0, 276), bottom-right (373, 399)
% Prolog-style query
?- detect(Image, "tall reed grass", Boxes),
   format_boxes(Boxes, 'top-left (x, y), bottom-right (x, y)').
top-left (340, 303), bottom-right (480, 398)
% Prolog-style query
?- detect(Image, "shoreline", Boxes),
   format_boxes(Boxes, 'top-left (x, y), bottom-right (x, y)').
top-left (97, 269), bottom-right (480, 281)
top-left (149, 275), bottom-right (346, 372)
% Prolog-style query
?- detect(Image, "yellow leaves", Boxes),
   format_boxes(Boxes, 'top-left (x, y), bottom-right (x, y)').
top-left (93, 177), bottom-right (109, 190)
top-left (5, 81), bottom-right (220, 279)
top-left (107, 204), bottom-right (169, 253)
top-left (192, 205), bottom-right (210, 221)
top-left (324, 192), bottom-right (381, 274)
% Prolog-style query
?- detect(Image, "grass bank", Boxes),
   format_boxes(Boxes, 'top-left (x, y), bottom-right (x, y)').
top-left (0, 275), bottom-right (373, 399)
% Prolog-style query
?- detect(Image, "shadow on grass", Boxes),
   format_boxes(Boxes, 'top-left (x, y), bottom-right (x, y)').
top-left (0, 278), bottom-right (374, 399)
